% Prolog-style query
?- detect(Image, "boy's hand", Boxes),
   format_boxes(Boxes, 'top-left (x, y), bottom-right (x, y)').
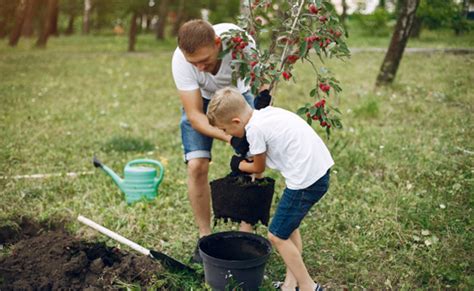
top-left (254, 89), bottom-right (272, 110)
top-left (230, 135), bottom-right (249, 156)
top-left (230, 155), bottom-right (248, 174)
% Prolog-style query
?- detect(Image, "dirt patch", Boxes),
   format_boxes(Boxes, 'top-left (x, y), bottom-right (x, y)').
top-left (0, 217), bottom-right (56, 245)
top-left (0, 221), bottom-right (164, 289)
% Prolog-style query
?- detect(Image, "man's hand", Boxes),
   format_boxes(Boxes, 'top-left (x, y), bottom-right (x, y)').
top-left (230, 155), bottom-right (248, 174)
top-left (254, 89), bottom-right (272, 110)
top-left (230, 136), bottom-right (249, 156)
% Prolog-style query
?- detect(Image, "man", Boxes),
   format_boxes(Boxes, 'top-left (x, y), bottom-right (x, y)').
top-left (171, 19), bottom-right (256, 263)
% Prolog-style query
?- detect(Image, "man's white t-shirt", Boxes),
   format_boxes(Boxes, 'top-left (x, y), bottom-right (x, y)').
top-left (171, 23), bottom-right (255, 99)
top-left (245, 106), bottom-right (334, 190)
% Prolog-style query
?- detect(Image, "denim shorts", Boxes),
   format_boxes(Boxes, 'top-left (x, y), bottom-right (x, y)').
top-left (180, 91), bottom-right (255, 162)
top-left (269, 170), bottom-right (330, 240)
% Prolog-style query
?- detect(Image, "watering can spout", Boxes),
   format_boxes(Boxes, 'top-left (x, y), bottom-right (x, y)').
top-left (93, 156), bottom-right (125, 191)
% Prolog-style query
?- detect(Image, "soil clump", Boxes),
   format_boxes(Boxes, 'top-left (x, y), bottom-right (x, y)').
top-left (0, 219), bottom-right (163, 290)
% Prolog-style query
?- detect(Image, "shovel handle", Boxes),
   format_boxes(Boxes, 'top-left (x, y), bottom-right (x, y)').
top-left (77, 215), bottom-right (150, 256)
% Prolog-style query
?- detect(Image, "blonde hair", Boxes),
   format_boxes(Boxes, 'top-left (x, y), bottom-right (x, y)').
top-left (207, 87), bottom-right (252, 126)
top-left (178, 19), bottom-right (215, 54)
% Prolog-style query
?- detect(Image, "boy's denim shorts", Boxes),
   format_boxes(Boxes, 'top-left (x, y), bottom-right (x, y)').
top-left (269, 170), bottom-right (330, 240)
top-left (180, 91), bottom-right (255, 162)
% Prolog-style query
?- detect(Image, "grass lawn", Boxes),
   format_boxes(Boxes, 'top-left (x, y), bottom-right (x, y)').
top-left (0, 30), bottom-right (473, 289)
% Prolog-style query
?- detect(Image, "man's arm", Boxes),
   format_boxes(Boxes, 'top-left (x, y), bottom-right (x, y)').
top-left (239, 153), bottom-right (266, 174)
top-left (179, 89), bottom-right (231, 143)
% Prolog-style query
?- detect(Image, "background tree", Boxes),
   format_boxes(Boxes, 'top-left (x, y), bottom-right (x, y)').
top-left (172, 0), bottom-right (186, 36)
top-left (206, 0), bottom-right (241, 23)
top-left (9, 0), bottom-right (28, 46)
top-left (21, 0), bottom-right (39, 37)
top-left (340, 0), bottom-right (348, 30)
top-left (156, 0), bottom-right (169, 40)
top-left (36, 0), bottom-right (59, 47)
top-left (61, 0), bottom-right (82, 35)
top-left (379, 0), bottom-right (386, 9)
top-left (171, 0), bottom-right (202, 36)
top-left (411, 0), bottom-right (457, 38)
top-left (82, 0), bottom-right (91, 34)
top-left (125, 0), bottom-right (159, 51)
top-left (0, 0), bottom-right (19, 38)
top-left (376, 0), bottom-right (420, 86)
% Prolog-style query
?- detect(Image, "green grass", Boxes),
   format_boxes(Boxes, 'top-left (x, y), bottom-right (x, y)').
top-left (345, 21), bottom-right (474, 48)
top-left (1, 32), bottom-right (473, 289)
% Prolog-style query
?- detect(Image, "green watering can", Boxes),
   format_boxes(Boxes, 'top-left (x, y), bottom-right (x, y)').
top-left (93, 156), bottom-right (164, 204)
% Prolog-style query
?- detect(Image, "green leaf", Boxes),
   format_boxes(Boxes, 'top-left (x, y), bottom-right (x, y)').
top-left (218, 48), bottom-right (231, 59)
top-left (310, 88), bottom-right (317, 97)
top-left (297, 107), bottom-right (308, 115)
top-left (327, 42), bottom-right (337, 50)
top-left (299, 41), bottom-right (308, 58)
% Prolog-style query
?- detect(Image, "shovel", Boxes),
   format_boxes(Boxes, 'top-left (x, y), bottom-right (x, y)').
top-left (77, 215), bottom-right (195, 274)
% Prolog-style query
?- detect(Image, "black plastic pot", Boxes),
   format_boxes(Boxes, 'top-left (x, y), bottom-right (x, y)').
top-left (199, 231), bottom-right (272, 291)
top-left (210, 175), bottom-right (275, 225)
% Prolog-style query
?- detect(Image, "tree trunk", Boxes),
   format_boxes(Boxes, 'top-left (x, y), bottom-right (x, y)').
top-left (128, 11), bottom-right (138, 52)
top-left (462, 0), bottom-right (469, 17)
top-left (50, 2), bottom-right (59, 36)
top-left (137, 14), bottom-right (142, 34)
top-left (145, 14), bottom-right (151, 32)
top-left (65, 14), bottom-right (75, 35)
top-left (410, 16), bottom-right (422, 38)
top-left (35, 0), bottom-right (58, 48)
top-left (22, 0), bottom-right (39, 37)
top-left (9, 0), bottom-right (28, 46)
top-left (172, 0), bottom-right (185, 36)
top-left (379, 0), bottom-right (386, 9)
top-left (376, 0), bottom-right (420, 86)
top-left (83, 0), bottom-right (91, 34)
top-left (341, 0), bottom-right (348, 31)
top-left (156, 0), bottom-right (169, 40)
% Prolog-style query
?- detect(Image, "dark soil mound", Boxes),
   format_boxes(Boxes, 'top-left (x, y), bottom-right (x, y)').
top-left (210, 175), bottom-right (275, 226)
top-left (0, 217), bottom-right (58, 245)
top-left (0, 226), bottom-right (163, 290)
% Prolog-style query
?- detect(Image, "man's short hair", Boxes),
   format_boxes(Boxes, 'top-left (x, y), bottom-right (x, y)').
top-left (207, 87), bottom-right (251, 126)
top-left (178, 19), bottom-right (215, 54)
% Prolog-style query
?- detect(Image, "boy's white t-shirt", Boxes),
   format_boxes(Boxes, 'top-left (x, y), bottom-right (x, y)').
top-left (245, 106), bottom-right (334, 190)
top-left (171, 23), bottom-right (255, 99)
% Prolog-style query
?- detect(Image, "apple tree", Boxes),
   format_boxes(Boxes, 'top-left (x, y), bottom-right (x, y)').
top-left (220, 0), bottom-right (350, 137)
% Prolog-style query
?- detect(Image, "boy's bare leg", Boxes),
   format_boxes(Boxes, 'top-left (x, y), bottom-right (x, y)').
top-left (239, 221), bottom-right (253, 232)
top-left (281, 229), bottom-right (303, 289)
top-left (268, 232), bottom-right (316, 291)
top-left (187, 158), bottom-right (212, 237)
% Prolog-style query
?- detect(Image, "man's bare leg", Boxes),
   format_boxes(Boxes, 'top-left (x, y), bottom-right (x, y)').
top-left (187, 158), bottom-right (212, 237)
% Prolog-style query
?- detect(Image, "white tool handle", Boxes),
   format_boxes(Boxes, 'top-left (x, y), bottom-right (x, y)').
top-left (77, 215), bottom-right (150, 256)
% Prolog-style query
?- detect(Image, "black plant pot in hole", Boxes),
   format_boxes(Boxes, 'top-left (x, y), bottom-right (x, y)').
top-left (210, 175), bottom-right (275, 226)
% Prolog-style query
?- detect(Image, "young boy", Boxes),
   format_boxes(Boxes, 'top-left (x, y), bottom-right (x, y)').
top-left (207, 87), bottom-right (333, 291)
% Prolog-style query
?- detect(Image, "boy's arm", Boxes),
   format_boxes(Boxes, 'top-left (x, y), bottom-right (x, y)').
top-left (239, 153), bottom-right (266, 174)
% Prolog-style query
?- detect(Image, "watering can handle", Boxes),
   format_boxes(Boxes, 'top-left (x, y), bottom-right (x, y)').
top-left (126, 159), bottom-right (164, 184)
